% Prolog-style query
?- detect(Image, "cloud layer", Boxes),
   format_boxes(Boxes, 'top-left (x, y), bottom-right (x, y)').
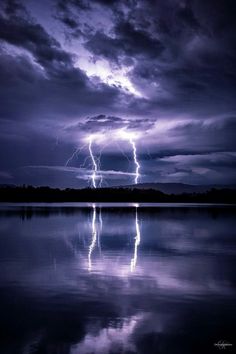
top-left (0, 0), bottom-right (236, 186)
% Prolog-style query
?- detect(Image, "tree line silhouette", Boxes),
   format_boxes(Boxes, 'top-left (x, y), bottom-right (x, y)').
top-left (0, 185), bottom-right (236, 203)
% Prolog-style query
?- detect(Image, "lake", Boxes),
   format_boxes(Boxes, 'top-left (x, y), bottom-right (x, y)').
top-left (0, 203), bottom-right (235, 353)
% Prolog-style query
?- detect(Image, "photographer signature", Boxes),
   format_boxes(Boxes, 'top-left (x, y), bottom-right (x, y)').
top-left (214, 340), bottom-right (233, 350)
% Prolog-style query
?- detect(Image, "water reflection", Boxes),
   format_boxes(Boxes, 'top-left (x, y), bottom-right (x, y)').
top-left (88, 204), bottom-right (141, 273)
top-left (131, 204), bottom-right (141, 272)
top-left (98, 207), bottom-right (102, 254)
top-left (88, 204), bottom-right (97, 271)
top-left (0, 204), bottom-right (235, 353)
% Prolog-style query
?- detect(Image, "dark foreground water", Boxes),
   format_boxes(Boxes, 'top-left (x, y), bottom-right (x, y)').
top-left (0, 203), bottom-right (235, 354)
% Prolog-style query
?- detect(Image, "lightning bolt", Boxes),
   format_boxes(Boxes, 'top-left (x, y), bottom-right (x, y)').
top-left (88, 204), bottom-right (97, 271)
top-left (130, 205), bottom-right (141, 272)
top-left (117, 129), bottom-right (141, 185)
top-left (129, 138), bottom-right (140, 185)
top-left (66, 130), bottom-right (141, 187)
top-left (88, 136), bottom-right (99, 188)
top-left (65, 134), bottom-right (105, 188)
top-left (65, 145), bottom-right (86, 167)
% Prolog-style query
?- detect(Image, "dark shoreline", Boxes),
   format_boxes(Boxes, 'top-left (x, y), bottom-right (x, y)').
top-left (1, 186), bottom-right (236, 204)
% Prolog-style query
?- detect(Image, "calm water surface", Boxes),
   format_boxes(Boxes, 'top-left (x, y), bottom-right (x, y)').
top-left (0, 204), bottom-right (235, 354)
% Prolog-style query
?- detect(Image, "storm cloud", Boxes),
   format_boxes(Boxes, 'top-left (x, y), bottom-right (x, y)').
top-left (0, 0), bottom-right (235, 187)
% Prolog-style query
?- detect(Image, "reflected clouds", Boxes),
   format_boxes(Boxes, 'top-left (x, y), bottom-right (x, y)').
top-left (71, 315), bottom-right (141, 354)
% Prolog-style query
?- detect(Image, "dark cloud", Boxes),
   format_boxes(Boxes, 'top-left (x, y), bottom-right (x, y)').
top-left (56, 0), bottom-right (236, 117)
top-left (0, 15), bottom-right (72, 72)
top-left (65, 114), bottom-right (155, 135)
top-left (85, 22), bottom-right (164, 64)
top-left (0, 0), bottom-right (130, 124)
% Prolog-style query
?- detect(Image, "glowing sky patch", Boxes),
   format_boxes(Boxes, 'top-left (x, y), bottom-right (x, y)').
top-left (76, 57), bottom-right (142, 97)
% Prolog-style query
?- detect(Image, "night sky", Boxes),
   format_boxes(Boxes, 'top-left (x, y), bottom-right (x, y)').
top-left (0, 0), bottom-right (236, 188)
